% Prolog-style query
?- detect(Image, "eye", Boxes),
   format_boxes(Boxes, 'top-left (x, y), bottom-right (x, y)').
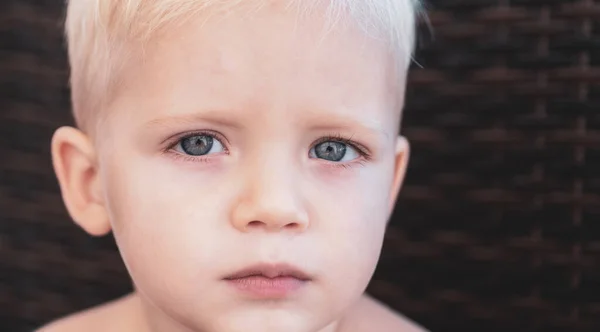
top-left (310, 141), bottom-right (360, 162)
top-left (174, 134), bottom-right (225, 156)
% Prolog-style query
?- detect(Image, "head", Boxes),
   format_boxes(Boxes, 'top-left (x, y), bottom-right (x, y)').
top-left (52, 0), bottom-right (420, 331)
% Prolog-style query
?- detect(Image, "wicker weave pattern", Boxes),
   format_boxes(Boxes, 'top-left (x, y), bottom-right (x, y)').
top-left (367, 0), bottom-right (600, 331)
top-left (1, 0), bottom-right (600, 331)
top-left (1, 2), bottom-right (131, 331)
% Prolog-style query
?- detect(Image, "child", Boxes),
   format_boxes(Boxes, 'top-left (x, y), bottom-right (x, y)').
top-left (39, 0), bottom-right (425, 331)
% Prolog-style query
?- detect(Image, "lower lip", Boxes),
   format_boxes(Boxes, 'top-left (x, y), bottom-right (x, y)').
top-left (225, 276), bottom-right (307, 298)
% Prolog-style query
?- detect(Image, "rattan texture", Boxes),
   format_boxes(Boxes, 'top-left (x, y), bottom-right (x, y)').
top-left (2, 0), bottom-right (600, 331)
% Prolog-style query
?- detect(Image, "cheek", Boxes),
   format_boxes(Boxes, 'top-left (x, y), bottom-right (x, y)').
top-left (101, 153), bottom-right (229, 294)
top-left (311, 164), bottom-right (393, 295)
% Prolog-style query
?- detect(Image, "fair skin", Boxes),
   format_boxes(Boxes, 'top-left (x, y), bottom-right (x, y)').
top-left (40, 3), bottom-right (423, 332)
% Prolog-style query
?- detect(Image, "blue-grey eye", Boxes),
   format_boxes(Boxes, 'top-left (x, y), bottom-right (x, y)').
top-left (310, 141), bottom-right (359, 162)
top-left (176, 135), bottom-right (224, 156)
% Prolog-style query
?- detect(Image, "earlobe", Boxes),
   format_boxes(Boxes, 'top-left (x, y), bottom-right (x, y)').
top-left (389, 136), bottom-right (410, 213)
top-left (51, 126), bottom-right (111, 236)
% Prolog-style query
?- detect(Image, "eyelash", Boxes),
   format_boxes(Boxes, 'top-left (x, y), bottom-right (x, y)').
top-left (163, 130), bottom-right (230, 163)
top-left (312, 133), bottom-right (372, 168)
top-left (163, 131), bottom-right (372, 167)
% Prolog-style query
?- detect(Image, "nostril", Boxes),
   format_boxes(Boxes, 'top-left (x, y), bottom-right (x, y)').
top-left (247, 220), bottom-right (263, 228)
top-left (284, 222), bottom-right (300, 229)
top-left (245, 220), bottom-right (302, 230)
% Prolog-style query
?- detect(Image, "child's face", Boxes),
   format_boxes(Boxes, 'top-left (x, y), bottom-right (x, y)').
top-left (90, 6), bottom-right (408, 332)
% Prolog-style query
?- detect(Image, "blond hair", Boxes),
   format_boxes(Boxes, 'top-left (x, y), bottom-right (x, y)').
top-left (65, 0), bottom-right (422, 134)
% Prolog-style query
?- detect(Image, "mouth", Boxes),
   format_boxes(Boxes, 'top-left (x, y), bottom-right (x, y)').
top-left (223, 263), bottom-right (312, 299)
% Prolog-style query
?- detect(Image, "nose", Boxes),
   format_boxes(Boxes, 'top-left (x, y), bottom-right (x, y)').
top-left (230, 160), bottom-right (310, 233)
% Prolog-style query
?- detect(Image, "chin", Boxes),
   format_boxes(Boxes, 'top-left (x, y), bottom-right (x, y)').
top-left (208, 309), bottom-right (320, 332)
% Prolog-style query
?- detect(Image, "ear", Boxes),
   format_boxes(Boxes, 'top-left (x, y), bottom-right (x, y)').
top-left (51, 126), bottom-right (111, 236)
top-left (388, 135), bottom-right (410, 213)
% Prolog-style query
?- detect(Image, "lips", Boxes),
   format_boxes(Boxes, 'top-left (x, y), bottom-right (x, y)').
top-left (223, 263), bottom-right (312, 299)
top-left (224, 263), bottom-right (312, 281)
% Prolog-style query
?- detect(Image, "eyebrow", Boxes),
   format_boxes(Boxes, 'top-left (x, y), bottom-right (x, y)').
top-left (143, 111), bottom-right (244, 130)
top-left (306, 113), bottom-right (391, 142)
top-left (142, 110), bottom-right (391, 142)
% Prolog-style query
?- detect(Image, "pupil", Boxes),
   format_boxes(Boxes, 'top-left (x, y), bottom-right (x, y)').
top-left (181, 135), bottom-right (213, 155)
top-left (315, 141), bottom-right (346, 162)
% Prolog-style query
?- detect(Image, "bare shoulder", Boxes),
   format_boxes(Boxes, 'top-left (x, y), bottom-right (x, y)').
top-left (36, 294), bottom-right (140, 332)
top-left (339, 294), bottom-right (429, 332)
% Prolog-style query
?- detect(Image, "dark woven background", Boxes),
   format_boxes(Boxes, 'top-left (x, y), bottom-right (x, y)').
top-left (2, 0), bottom-right (600, 331)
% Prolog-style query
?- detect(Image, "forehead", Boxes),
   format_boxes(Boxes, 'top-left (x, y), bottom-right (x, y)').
top-left (108, 5), bottom-right (406, 136)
